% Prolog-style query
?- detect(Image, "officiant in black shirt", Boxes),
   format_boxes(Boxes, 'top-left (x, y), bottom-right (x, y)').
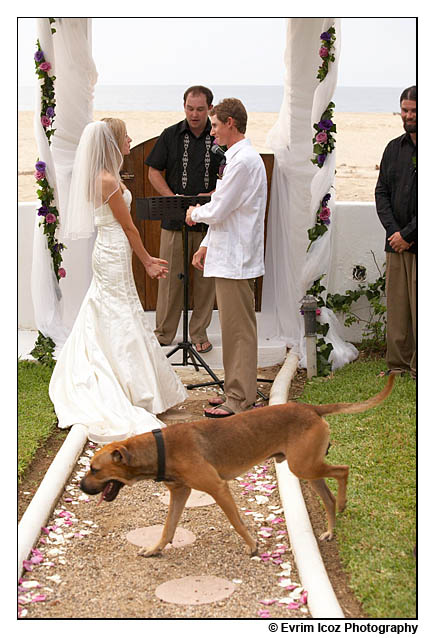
top-left (375, 85), bottom-right (416, 379)
top-left (145, 85), bottom-right (221, 353)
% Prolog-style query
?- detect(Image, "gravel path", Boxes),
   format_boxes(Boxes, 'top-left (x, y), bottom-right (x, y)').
top-left (18, 365), bottom-right (364, 619)
top-left (19, 450), bottom-right (309, 619)
top-left (19, 366), bottom-right (312, 619)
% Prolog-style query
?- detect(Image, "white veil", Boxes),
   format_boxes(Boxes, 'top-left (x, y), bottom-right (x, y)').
top-left (59, 121), bottom-right (123, 240)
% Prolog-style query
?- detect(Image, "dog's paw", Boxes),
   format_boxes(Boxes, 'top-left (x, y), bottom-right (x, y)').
top-left (138, 546), bottom-right (162, 558)
top-left (319, 530), bottom-right (334, 542)
top-left (249, 543), bottom-right (258, 557)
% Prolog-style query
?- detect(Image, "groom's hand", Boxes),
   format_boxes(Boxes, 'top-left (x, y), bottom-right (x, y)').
top-left (192, 246), bottom-right (207, 271)
top-left (186, 204), bottom-right (200, 226)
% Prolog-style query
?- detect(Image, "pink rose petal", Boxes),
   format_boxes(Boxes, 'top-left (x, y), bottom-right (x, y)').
top-left (259, 599), bottom-right (278, 606)
top-left (18, 595), bottom-right (30, 605)
top-left (31, 555), bottom-right (44, 564)
top-left (258, 609), bottom-right (271, 618)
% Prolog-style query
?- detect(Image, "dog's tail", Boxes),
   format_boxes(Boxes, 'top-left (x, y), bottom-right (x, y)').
top-left (313, 374), bottom-right (395, 417)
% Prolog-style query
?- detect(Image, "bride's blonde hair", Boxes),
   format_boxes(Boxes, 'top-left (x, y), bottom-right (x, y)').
top-left (101, 117), bottom-right (127, 153)
top-left (60, 121), bottom-right (123, 240)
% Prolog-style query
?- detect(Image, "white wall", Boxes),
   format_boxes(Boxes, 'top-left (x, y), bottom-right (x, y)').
top-left (18, 201), bottom-right (386, 342)
top-left (328, 201), bottom-right (386, 343)
top-left (18, 202), bottom-right (38, 329)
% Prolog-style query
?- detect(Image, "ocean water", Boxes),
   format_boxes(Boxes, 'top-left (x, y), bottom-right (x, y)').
top-left (19, 84), bottom-right (403, 113)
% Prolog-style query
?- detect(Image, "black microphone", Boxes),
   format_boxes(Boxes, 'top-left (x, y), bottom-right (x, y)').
top-left (211, 144), bottom-right (226, 159)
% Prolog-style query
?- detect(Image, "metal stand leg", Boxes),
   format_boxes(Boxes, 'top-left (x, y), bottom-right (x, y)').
top-left (165, 225), bottom-right (224, 389)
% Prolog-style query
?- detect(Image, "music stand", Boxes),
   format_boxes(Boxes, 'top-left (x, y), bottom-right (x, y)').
top-left (136, 196), bottom-right (225, 391)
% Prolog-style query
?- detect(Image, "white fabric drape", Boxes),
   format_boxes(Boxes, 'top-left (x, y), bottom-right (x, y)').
top-left (31, 18), bottom-right (98, 346)
top-left (262, 17), bottom-right (358, 370)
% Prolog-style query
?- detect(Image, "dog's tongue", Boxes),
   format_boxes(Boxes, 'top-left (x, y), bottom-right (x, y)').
top-left (97, 482), bottom-right (113, 506)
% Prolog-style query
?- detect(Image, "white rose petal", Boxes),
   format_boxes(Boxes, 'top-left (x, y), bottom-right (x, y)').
top-left (280, 562), bottom-right (292, 570)
top-left (278, 578), bottom-right (292, 588)
top-left (20, 580), bottom-right (40, 589)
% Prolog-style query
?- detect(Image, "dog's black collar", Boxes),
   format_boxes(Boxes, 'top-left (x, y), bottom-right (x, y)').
top-left (151, 428), bottom-right (166, 482)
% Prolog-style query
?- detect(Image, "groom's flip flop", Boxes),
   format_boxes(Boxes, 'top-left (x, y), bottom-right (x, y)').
top-left (204, 405), bottom-right (235, 418)
top-left (195, 341), bottom-right (213, 353)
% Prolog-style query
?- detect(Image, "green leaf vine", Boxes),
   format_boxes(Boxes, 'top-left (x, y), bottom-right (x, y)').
top-left (326, 253), bottom-right (387, 352)
top-left (30, 332), bottom-right (56, 368)
top-left (305, 276), bottom-right (333, 377)
top-left (306, 254), bottom-right (387, 377)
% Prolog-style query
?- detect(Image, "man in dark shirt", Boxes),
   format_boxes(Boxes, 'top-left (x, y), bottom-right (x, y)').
top-left (145, 86), bottom-right (221, 351)
top-left (375, 85), bottom-right (416, 379)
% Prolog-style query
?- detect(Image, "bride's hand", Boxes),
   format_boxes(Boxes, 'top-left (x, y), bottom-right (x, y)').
top-left (145, 257), bottom-right (168, 279)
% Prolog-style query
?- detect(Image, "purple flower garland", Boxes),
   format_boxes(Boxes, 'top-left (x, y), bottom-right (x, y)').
top-left (317, 27), bottom-right (336, 82)
top-left (307, 193), bottom-right (332, 252)
top-left (311, 102), bottom-right (336, 168)
top-left (34, 20), bottom-right (66, 282)
top-left (305, 25), bottom-right (338, 375)
top-left (34, 160), bottom-right (66, 279)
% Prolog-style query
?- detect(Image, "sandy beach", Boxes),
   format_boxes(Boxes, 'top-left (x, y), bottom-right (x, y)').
top-left (18, 110), bottom-right (404, 202)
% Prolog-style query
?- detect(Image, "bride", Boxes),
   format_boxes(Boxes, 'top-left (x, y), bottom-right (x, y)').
top-left (49, 118), bottom-right (187, 443)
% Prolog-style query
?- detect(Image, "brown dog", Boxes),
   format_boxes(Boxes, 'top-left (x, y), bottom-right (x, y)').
top-left (80, 375), bottom-right (394, 556)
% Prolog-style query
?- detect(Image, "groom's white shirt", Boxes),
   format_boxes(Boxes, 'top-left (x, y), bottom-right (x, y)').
top-left (190, 138), bottom-right (267, 280)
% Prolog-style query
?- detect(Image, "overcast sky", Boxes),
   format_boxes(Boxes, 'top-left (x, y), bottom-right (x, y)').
top-left (18, 17), bottom-right (416, 88)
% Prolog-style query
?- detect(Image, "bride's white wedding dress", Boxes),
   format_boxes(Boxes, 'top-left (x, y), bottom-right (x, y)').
top-left (49, 189), bottom-right (187, 443)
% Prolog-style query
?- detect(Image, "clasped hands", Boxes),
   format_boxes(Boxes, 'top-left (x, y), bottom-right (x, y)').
top-left (185, 203), bottom-right (200, 227)
top-left (388, 231), bottom-right (413, 253)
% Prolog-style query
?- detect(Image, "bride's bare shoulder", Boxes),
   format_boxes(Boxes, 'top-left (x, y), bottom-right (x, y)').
top-left (99, 171), bottom-right (120, 198)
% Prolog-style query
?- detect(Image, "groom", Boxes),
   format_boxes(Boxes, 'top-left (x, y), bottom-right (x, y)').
top-left (186, 98), bottom-right (267, 418)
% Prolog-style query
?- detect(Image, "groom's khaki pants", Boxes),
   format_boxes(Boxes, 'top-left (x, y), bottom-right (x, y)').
top-left (215, 277), bottom-right (258, 413)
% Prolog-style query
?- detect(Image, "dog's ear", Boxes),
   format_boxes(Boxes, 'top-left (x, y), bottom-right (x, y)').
top-left (111, 446), bottom-right (131, 465)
